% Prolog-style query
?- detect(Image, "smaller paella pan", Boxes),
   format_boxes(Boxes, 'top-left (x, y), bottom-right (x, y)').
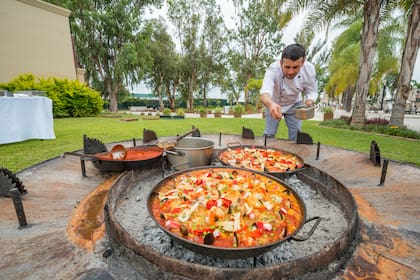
top-left (65, 144), bottom-right (164, 172)
top-left (217, 144), bottom-right (305, 175)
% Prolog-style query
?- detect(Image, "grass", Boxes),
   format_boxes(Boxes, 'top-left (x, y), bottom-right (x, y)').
top-left (1, 114), bottom-right (419, 173)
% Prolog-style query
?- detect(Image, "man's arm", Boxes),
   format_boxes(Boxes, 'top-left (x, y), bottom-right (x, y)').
top-left (304, 64), bottom-right (318, 106)
top-left (260, 93), bottom-right (282, 120)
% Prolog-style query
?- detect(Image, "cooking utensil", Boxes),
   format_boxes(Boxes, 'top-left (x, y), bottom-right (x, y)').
top-left (110, 144), bottom-right (127, 160)
top-left (166, 137), bottom-right (214, 170)
top-left (147, 166), bottom-right (321, 258)
top-left (294, 105), bottom-right (315, 120)
top-left (157, 128), bottom-right (198, 149)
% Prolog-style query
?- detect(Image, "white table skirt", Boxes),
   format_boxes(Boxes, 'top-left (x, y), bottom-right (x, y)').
top-left (0, 96), bottom-right (56, 144)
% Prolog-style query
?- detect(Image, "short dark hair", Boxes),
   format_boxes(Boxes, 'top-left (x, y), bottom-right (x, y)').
top-left (281, 44), bottom-right (306, 61)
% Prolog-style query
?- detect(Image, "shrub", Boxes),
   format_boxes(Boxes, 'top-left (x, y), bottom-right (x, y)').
top-left (320, 118), bottom-right (420, 140)
top-left (339, 115), bottom-right (352, 125)
top-left (1, 74), bottom-right (103, 118)
top-left (162, 108), bottom-right (172, 116)
top-left (213, 107), bottom-right (222, 113)
top-left (365, 117), bottom-right (389, 125)
top-left (321, 106), bottom-right (334, 114)
top-left (196, 106), bottom-right (207, 114)
top-left (233, 104), bottom-right (245, 114)
top-left (176, 108), bottom-right (185, 116)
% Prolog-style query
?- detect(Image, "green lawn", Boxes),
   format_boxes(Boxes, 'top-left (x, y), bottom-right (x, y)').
top-left (1, 115), bottom-right (419, 173)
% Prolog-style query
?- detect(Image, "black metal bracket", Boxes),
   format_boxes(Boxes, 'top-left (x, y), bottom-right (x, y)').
top-left (370, 140), bottom-right (381, 166)
top-left (242, 127), bottom-right (255, 139)
top-left (191, 125), bottom-right (201, 137)
top-left (316, 142), bottom-right (321, 160)
top-left (0, 168), bottom-right (27, 197)
top-left (296, 131), bottom-right (313, 144)
top-left (143, 129), bottom-right (158, 143)
top-left (378, 159), bottom-right (389, 186)
top-left (10, 188), bottom-right (30, 229)
top-left (83, 135), bottom-right (107, 154)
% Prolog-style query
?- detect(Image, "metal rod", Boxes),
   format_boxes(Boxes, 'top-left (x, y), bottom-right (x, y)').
top-left (219, 132), bottom-right (222, 146)
top-left (133, 138), bottom-right (136, 147)
top-left (264, 134), bottom-right (267, 146)
top-left (316, 142), bottom-right (321, 160)
top-left (81, 158), bottom-right (87, 177)
top-left (378, 159), bottom-right (389, 186)
top-left (10, 188), bottom-right (28, 229)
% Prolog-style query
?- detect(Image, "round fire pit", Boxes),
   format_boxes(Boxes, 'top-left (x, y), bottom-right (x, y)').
top-left (105, 158), bottom-right (359, 279)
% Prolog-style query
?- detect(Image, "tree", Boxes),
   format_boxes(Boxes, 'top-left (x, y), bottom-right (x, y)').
top-left (286, 0), bottom-right (404, 127)
top-left (167, 0), bottom-right (202, 110)
top-left (390, 1), bottom-right (420, 126)
top-left (45, 0), bottom-right (161, 112)
top-left (325, 20), bottom-right (361, 108)
top-left (195, 2), bottom-right (227, 108)
top-left (145, 19), bottom-right (178, 110)
top-left (325, 13), bottom-right (402, 111)
top-left (229, 0), bottom-right (287, 107)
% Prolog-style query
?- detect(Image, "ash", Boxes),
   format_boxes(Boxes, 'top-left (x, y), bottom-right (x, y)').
top-left (115, 173), bottom-right (347, 268)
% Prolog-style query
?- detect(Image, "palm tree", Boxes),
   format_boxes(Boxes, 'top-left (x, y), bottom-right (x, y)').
top-left (285, 0), bottom-right (401, 127)
top-left (325, 20), bottom-right (361, 105)
top-left (390, 1), bottom-right (420, 127)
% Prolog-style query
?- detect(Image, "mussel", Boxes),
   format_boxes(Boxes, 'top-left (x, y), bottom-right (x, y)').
top-left (204, 233), bottom-right (215, 245)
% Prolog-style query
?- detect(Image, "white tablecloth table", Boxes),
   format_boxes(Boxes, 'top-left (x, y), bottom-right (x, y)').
top-left (0, 96), bottom-right (56, 144)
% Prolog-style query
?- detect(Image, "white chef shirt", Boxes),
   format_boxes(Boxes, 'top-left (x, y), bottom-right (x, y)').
top-left (260, 59), bottom-right (318, 113)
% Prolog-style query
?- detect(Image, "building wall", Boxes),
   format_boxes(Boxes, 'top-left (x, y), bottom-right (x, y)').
top-left (0, 0), bottom-right (77, 83)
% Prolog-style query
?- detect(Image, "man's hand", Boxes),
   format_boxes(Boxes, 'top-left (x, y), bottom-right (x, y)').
top-left (260, 93), bottom-right (282, 120)
top-left (269, 103), bottom-right (282, 120)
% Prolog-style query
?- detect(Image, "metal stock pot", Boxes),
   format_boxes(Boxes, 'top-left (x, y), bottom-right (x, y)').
top-left (166, 137), bottom-right (214, 170)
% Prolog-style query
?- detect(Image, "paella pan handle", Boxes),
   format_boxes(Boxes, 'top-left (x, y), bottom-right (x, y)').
top-left (170, 161), bottom-right (192, 171)
top-left (165, 150), bottom-right (186, 156)
top-left (285, 165), bottom-right (306, 174)
top-left (62, 151), bottom-right (96, 161)
top-left (226, 142), bottom-right (242, 148)
top-left (291, 216), bottom-right (322, 242)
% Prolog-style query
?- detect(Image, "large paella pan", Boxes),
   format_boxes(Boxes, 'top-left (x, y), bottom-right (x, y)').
top-left (147, 166), bottom-right (320, 258)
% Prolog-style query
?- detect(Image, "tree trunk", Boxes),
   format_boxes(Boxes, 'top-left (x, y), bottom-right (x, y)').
top-left (389, 1), bottom-right (420, 127)
top-left (244, 74), bottom-right (251, 108)
top-left (157, 86), bottom-right (164, 110)
top-left (342, 86), bottom-right (354, 112)
top-left (106, 78), bottom-right (118, 112)
top-left (171, 81), bottom-right (179, 110)
top-left (187, 70), bottom-right (196, 111)
top-left (203, 85), bottom-right (207, 108)
top-left (350, 0), bottom-right (382, 127)
top-left (165, 84), bottom-right (175, 110)
top-left (380, 84), bottom-right (386, 110)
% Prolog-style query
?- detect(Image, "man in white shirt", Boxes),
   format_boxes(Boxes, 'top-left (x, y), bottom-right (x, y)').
top-left (260, 44), bottom-right (318, 141)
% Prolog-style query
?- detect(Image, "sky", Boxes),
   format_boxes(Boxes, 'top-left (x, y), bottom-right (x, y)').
top-left (134, 1), bottom-right (420, 95)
